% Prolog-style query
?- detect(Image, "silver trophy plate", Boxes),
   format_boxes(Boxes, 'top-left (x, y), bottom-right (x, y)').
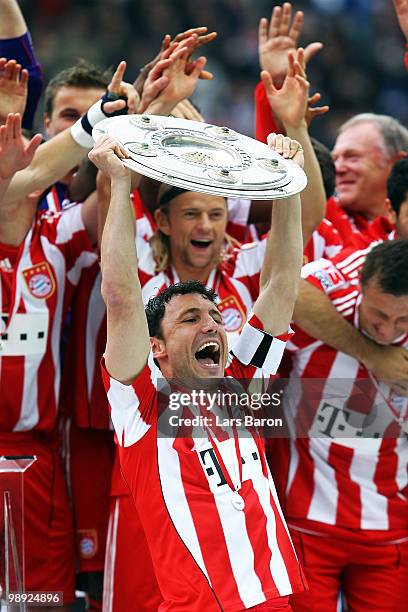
top-left (92, 115), bottom-right (307, 200)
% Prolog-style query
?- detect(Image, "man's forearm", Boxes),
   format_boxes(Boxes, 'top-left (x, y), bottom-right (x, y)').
top-left (260, 195), bottom-right (303, 291)
top-left (0, 0), bottom-right (26, 37)
top-left (101, 175), bottom-right (137, 300)
top-left (285, 122), bottom-right (326, 244)
top-left (0, 176), bottom-right (11, 202)
top-left (256, 194), bottom-right (303, 335)
top-left (3, 130), bottom-right (86, 204)
top-left (293, 280), bottom-right (376, 365)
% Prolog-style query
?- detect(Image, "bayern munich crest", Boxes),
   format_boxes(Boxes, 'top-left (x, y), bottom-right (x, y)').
top-left (22, 262), bottom-right (56, 299)
top-left (217, 296), bottom-right (245, 333)
top-left (78, 529), bottom-right (98, 559)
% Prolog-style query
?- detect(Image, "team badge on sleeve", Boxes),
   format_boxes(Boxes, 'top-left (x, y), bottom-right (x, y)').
top-left (312, 266), bottom-right (345, 293)
top-left (22, 262), bottom-right (56, 299)
top-left (217, 295), bottom-right (245, 333)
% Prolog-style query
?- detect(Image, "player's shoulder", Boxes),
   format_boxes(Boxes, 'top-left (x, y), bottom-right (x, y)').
top-left (302, 257), bottom-right (349, 295)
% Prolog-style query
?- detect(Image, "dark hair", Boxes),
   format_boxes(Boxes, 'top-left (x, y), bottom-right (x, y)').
top-left (44, 59), bottom-right (111, 116)
top-left (310, 137), bottom-right (335, 199)
top-left (145, 280), bottom-right (218, 337)
top-left (387, 157), bottom-right (408, 216)
top-left (361, 240), bottom-right (408, 296)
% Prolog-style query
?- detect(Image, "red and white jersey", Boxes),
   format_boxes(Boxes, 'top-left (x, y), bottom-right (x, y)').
top-left (0, 205), bottom-right (96, 432)
top-left (326, 197), bottom-right (395, 250)
top-left (132, 189), bottom-right (156, 243)
top-left (274, 258), bottom-right (408, 541)
top-left (303, 219), bottom-right (343, 264)
top-left (138, 235), bottom-right (268, 346)
top-left (59, 263), bottom-right (110, 429)
top-left (320, 227), bottom-right (397, 289)
top-left (59, 189), bottom-right (155, 430)
top-left (102, 318), bottom-right (306, 610)
top-left (226, 197), bottom-right (260, 244)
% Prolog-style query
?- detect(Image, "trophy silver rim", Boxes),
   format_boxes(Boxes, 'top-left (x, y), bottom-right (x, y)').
top-left (92, 115), bottom-right (307, 200)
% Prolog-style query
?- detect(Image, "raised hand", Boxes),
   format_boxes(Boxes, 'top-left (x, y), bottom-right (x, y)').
top-left (88, 134), bottom-right (130, 179)
top-left (0, 113), bottom-right (42, 179)
top-left (0, 58), bottom-right (28, 123)
top-left (172, 26), bottom-right (216, 80)
top-left (147, 38), bottom-right (207, 115)
top-left (171, 98), bottom-right (204, 122)
top-left (258, 2), bottom-right (322, 85)
top-left (261, 48), bottom-right (309, 129)
top-left (134, 26), bottom-right (216, 97)
top-left (106, 61), bottom-right (139, 115)
top-left (267, 132), bottom-right (304, 168)
top-left (393, 0), bottom-right (408, 42)
top-left (138, 58), bottom-right (172, 113)
top-left (306, 92), bottom-right (329, 126)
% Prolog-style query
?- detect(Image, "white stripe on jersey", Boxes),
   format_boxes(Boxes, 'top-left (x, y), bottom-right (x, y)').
top-left (210, 456), bottom-right (266, 608)
top-left (41, 236), bottom-right (66, 412)
top-left (157, 438), bottom-right (211, 582)
top-left (307, 441), bottom-right (338, 525)
top-left (233, 240), bottom-right (267, 279)
top-left (14, 243), bottom-right (43, 431)
top-left (103, 498), bottom-right (119, 612)
top-left (332, 291), bottom-right (359, 306)
top-left (17, 352), bottom-right (42, 430)
top-left (254, 469), bottom-right (293, 597)
top-left (107, 380), bottom-right (151, 448)
top-left (349, 445), bottom-right (388, 529)
top-left (67, 250), bottom-right (98, 285)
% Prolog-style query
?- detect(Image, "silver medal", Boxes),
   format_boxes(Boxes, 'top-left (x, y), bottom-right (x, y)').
top-left (231, 491), bottom-right (245, 511)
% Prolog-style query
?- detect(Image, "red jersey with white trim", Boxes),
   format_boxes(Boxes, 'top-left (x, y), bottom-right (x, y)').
top-left (303, 219), bottom-right (343, 264)
top-left (0, 205), bottom-right (96, 432)
top-left (325, 197), bottom-right (394, 249)
top-left (273, 258), bottom-right (408, 542)
top-left (102, 318), bottom-right (306, 610)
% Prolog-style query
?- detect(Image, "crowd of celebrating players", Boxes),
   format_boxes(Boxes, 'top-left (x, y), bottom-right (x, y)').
top-left (0, 1), bottom-right (407, 611)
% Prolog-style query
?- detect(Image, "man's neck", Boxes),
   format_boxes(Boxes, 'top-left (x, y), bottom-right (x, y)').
top-left (347, 200), bottom-right (387, 222)
top-left (171, 259), bottom-right (216, 284)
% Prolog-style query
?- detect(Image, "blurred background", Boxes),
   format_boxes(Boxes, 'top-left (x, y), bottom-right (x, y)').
top-left (21, 0), bottom-right (408, 147)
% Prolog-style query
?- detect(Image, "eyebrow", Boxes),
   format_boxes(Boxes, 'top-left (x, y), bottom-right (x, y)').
top-left (58, 107), bottom-right (81, 114)
top-left (180, 205), bottom-right (226, 212)
top-left (177, 306), bottom-right (222, 320)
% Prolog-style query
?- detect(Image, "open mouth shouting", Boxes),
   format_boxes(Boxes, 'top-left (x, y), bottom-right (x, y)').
top-left (190, 239), bottom-right (213, 249)
top-left (194, 340), bottom-right (221, 371)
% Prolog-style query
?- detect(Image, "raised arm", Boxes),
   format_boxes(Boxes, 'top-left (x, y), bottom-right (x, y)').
top-left (260, 48), bottom-right (326, 243)
top-left (2, 61), bottom-right (130, 204)
top-left (0, 57), bottom-right (28, 122)
top-left (0, 0), bottom-right (26, 37)
top-left (0, 0), bottom-right (43, 130)
top-left (255, 2), bottom-right (323, 142)
top-left (294, 279), bottom-right (408, 394)
top-left (89, 136), bottom-right (150, 384)
top-left (253, 133), bottom-right (303, 336)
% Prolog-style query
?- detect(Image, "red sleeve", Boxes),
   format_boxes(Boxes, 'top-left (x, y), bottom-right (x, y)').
top-left (254, 81), bottom-right (283, 143)
top-left (405, 46), bottom-right (408, 71)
